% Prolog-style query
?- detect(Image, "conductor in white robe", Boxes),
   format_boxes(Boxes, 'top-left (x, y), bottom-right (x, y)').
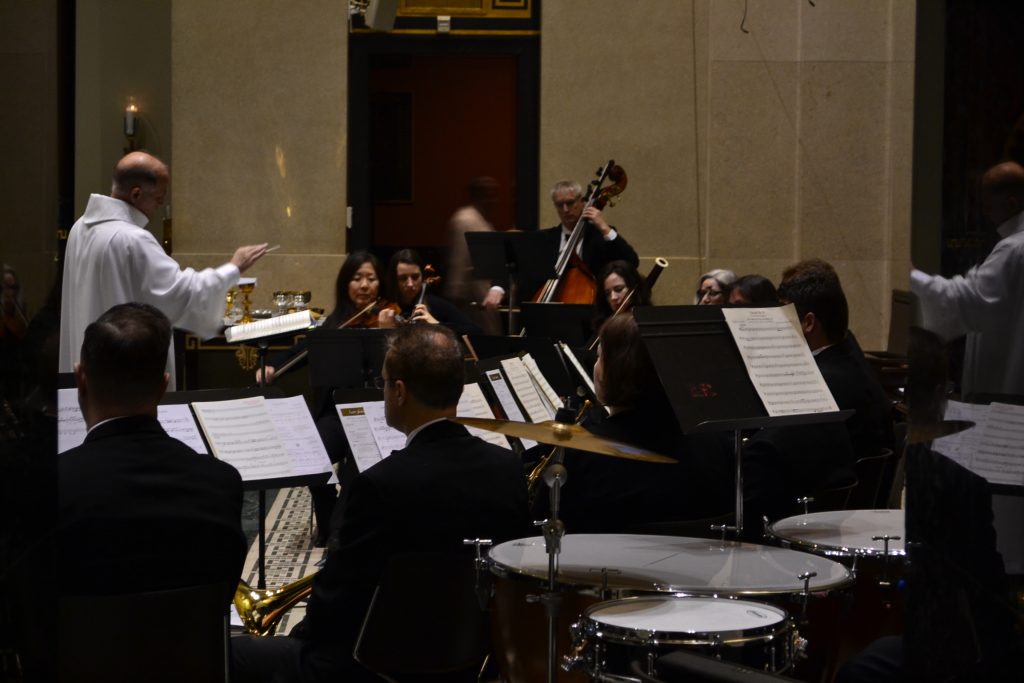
top-left (59, 152), bottom-right (267, 388)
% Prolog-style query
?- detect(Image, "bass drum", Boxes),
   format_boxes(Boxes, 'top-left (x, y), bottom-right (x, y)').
top-left (487, 534), bottom-right (852, 683)
top-left (568, 596), bottom-right (794, 679)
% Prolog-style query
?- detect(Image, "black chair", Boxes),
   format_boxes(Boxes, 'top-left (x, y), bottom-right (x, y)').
top-left (354, 552), bottom-right (489, 682)
top-left (58, 582), bottom-right (229, 682)
top-left (849, 448), bottom-right (894, 509)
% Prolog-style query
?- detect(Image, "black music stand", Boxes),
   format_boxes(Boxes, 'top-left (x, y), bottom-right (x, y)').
top-left (466, 230), bottom-right (554, 335)
top-left (305, 328), bottom-right (388, 390)
top-left (634, 306), bottom-right (851, 536)
top-left (519, 302), bottom-right (592, 347)
top-left (163, 387), bottom-right (333, 589)
top-left (465, 334), bottom-right (575, 400)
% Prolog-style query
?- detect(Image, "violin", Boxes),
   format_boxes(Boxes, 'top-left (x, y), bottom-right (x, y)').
top-left (395, 265), bottom-right (443, 324)
top-left (346, 299), bottom-right (401, 329)
top-left (534, 161), bottom-right (628, 305)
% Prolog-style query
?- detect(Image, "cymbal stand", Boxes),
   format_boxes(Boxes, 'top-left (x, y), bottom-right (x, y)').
top-left (711, 429), bottom-right (744, 542)
top-left (255, 339), bottom-right (272, 588)
top-left (537, 457), bottom-right (567, 683)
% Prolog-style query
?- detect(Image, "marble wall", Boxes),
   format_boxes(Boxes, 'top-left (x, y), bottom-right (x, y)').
top-left (540, 0), bottom-right (916, 349)
top-left (171, 0), bottom-right (348, 313)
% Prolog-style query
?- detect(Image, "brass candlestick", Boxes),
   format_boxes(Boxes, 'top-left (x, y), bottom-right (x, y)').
top-left (225, 287), bottom-right (238, 321)
top-left (238, 282), bottom-right (256, 323)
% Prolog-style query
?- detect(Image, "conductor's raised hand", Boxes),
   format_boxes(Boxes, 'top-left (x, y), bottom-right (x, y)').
top-left (231, 243), bottom-right (269, 273)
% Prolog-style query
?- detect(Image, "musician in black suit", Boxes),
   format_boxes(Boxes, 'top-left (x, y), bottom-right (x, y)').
top-left (231, 324), bottom-right (531, 683)
top-left (483, 179), bottom-right (639, 309)
top-left (57, 303), bottom-right (245, 602)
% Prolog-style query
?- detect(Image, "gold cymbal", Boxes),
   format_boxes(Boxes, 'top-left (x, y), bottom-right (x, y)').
top-left (907, 420), bottom-right (975, 444)
top-left (451, 416), bottom-right (677, 464)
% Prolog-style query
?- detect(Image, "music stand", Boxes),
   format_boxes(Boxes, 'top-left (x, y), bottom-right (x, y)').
top-left (519, 302), bottom-right (592, 347)
top-left (635, 306), bottom-right (851, 536)
top-left (465, 334), bottom-right (575, 400)
top-left (466, 230), bottom-right (555, 335)
top-left (305, 328), bottom-right (388, 390)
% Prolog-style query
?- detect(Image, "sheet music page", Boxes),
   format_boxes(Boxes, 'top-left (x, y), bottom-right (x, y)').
top-left (521, 353), bottom-right (562, 412)
top-left (335, 401), bottom-right (406, 471)
top-left (500, 357), bottom-right (555, 423)
top-left (265, 396), bottom-right (334, 477)
top-left (559, 343), bottom-right (597, 398)
top-left (486, 370), bottom-right (538, 449)
top-left (932, 400), bottom-right (990, 471)
top-left (57, 388), bottom-right (87, 453)
top-left (157, 404), bottom-right (208, 454)
top-left (722, 305), bottom-right (839, 416)
top-left (973, 402), bottom-right (1024, 486)
top-left (457, 383), bottom-right (511, 449)
top-left (191, 396), bottom-right (295, 481)
top-left (336, 405), bottom-right (384, 472)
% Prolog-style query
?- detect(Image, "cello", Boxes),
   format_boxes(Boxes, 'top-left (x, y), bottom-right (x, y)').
top-left (533, 160), bottom-right (628, 304)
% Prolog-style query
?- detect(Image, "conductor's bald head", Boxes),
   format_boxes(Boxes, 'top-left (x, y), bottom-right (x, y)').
top-left (76, 303), bottom-right (171, 427)
top-left (111, 152), bottom-right (169, 220)
top-left (981, 161), bottom-right (1024, 227)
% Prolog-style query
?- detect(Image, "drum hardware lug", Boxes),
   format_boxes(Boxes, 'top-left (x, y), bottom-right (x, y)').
top-left (871, 534), bottom-right (900, 588)
top-left (588, 567), bottom-right (622, 598)
top-left (762, 515), bottom-right (771, 538)
top-left (796, 496), bottom-right (814, 516)
top-left (710, 523), bottom-right (737, 545)
top-left (797, 571), bottom-right (817, 620)
top-left (463, 538), bottom-right (493, 610)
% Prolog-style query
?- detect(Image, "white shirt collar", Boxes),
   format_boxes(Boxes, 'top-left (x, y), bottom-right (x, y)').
top-left (996, 210), bottom-right (1024, 240)
top-left (404, 417), bottom-right (449, 447)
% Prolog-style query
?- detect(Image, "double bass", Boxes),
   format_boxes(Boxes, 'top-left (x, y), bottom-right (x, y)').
top-left (534, 160), bottom-right (628, 304)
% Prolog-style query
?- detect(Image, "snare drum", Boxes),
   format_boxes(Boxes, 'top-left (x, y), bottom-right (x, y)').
top-left (487, 534), bottom-right (852, 683)
top-left (568, 596), bottom-right (794, 679)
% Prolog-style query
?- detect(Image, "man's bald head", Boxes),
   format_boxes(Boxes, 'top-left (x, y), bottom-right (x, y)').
top-left (111, 152), bottom-right (169, 220)
top-left (981, 161), bottom-right (1024, 227)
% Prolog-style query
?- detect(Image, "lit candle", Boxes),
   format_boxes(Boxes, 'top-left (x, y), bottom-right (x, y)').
top-left (125, 97), bottom-right (138, 136)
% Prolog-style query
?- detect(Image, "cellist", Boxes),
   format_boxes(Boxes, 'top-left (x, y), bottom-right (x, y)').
top-left (482, 178), bottom-right (639, 309)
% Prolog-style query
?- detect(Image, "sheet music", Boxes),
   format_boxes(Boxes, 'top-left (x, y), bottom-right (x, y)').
top-left (335, 401), bottom-right (406, 472)
top-left (521, 352), bottom-right (562, 413)
top-left (932, 400), bottom-right (989, 472)
top-left (156, 404), bottom-right (208, 454)
top-left (559, 342), bottom-right (597, 398)
top-left (500, 357), bottom-right (555, 423)
top-left (266, 396), bottom-right (335, 479)
top-left (975, 403), bottom-right (1024, 486)
top-left (486, 370), bottom-right (537, 449)
top-left (722, 305), bottom-right (839, 416)
top-left (57, 388), bottom-right (87, 453)
top-left (457, 383), bottom-right (511, 449)
top-left (191, 396), bottom-right (295, 481)
top-left (224, 309), bottom-right (312, 343)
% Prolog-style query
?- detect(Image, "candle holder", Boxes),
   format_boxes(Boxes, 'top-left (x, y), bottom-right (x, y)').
top-left (238, 281), bottom-right (256, 323)
top-left (224, 287), bottom-right (238, 323)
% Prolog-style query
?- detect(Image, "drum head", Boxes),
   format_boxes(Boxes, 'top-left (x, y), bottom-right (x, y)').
top-left (488, 534), bottom-right (852, 595)
top-left (586, 596), bottom-right (787, 646)
top-left (768, 509), bottom-right (906, 557)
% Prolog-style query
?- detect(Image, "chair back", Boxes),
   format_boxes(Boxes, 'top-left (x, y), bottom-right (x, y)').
top-left (354, 552), bottom-right (489, 682)
top-left (58, 582), bottom-right (228, 683)
top-left (849, 448), bottom-right (894, 509)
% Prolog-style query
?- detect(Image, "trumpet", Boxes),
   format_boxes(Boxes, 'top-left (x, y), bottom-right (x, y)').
top-left (526, 400), bottom-right (592, 497)
top-left (233, 573), bottom-right (317, 636)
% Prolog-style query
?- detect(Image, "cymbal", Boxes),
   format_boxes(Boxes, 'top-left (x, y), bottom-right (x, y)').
top-left (907, 420), bottom-right (975, 444)
top-left (451, 416), bottom-right (677, 464)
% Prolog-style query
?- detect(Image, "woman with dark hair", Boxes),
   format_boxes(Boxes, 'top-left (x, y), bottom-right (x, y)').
top-left (728, 274), bottom-right (780, 306)
top-left (531, 315), bottom-right (730, 532)
top-left (592, 259), bottom-right (650, 332)
top-left (380, 249), bottom-right (479, 335)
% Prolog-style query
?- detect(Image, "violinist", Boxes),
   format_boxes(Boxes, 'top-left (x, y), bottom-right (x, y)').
top-left (380, 249), bottom-right (481, 336)
top-left (482, 179), bottom-right (639, 309)
top-left (591, 259), bottom-right (651, 332)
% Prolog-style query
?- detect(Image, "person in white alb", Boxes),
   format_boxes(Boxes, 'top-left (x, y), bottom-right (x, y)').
top-left (911, 160), bottom-right (1024, 398)
top-left (59, 152), bottom-right (267, 388)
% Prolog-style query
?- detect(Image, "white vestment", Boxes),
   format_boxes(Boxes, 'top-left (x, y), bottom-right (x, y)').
top-left (59, 194), bottom-right (239, 389)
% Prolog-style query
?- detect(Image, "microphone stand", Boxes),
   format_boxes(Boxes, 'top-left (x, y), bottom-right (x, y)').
top-left (540, 456), bottom-right (567, 683)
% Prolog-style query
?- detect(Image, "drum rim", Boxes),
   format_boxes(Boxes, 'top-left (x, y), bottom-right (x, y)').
top-left (580, 595), bottom-right (791, 648)
top-left (486, 535), bottom-right (854, 594)
top-left (766, 509), bottom-right (907, 558)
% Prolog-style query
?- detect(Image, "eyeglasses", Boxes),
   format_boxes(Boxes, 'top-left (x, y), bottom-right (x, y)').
top-left (373, 376), bottom-right (402, 390)
top-left (697, 288), bottom-right (723, 299)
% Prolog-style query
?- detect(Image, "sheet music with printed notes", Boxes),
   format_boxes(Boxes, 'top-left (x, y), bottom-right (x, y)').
top-left (156, 404), bottom-right (208, 454)
top-left (722, 305), bottom-right (839, 417)
top-left (191, 396), bottom-right (295, 481)
top-left (500, 357), bottom-right (556, 423)
top-left (335, 402), bottom-right (406, 472)
top-left (485, 370), bottom-right (538, 449)
top-left (265, 395), bottom-right (336, 481)
top-left (934, 401), bottom-right (1024, 487)
top-left (57, 388), bottom-right (87, 453)
top-left (521, 353), bottom-right (562, 411)
top-left (457, 383), bottom-right (512, 450)
top-left (558, 342), bottom-right (597, 399)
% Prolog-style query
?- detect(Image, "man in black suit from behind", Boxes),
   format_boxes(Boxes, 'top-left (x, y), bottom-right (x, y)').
top-left (483, 179), bottom-right (640, 309)
top-left (57, 302), bottom-right (245, 601)
top-left (231, 324), bottom-right (531, 683)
